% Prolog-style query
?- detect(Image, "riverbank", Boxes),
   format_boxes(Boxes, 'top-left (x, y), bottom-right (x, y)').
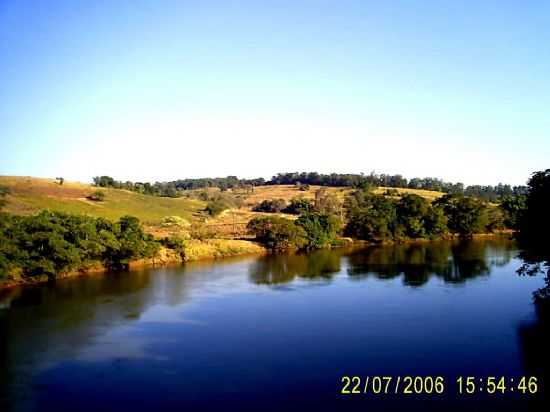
top-left (0, 238), bottom-right (267, 291)
top-left (0, 232), bottom-right (514, 291)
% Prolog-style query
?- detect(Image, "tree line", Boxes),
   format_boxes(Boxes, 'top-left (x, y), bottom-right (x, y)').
top-left (246, 186), bottom-right (523, 250)
top-left (92, 172), bottom-right (527, 202)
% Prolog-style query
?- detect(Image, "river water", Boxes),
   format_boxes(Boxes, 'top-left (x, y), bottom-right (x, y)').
top-left (1, 238), bottom-right (548, 411)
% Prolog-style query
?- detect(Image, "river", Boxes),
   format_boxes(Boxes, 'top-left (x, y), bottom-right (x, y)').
top-left (1, 237), bottom-right (548, 411)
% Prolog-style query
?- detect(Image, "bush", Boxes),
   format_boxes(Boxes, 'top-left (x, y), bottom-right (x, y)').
top-left (161, 215), bottom-right (190, 228)
top-left (87, 190), bottom-right (106, 201)
top-left (160, 236), bottom-right (186, 258)
top-left (283, 198), bottom-right (313, 215)
top-left (206, 200), bottom-right (230, 216)
top-left (252, 199), bottom-right (287, 213)
top-left (189, 223), bottom-right (218, 240)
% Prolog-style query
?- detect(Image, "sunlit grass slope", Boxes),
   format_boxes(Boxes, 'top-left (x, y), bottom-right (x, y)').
top-left (0, 176), bottom-right (205, 224)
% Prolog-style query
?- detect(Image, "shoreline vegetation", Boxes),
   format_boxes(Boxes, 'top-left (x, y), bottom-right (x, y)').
top-left (0, 233), bottom-right (512, 291)
top-left (0, 169), bottom-right (544, 291)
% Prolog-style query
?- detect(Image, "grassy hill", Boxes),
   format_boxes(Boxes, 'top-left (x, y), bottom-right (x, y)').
top-left (0, 176), bottom-right (446, 235)
top-left (0, 176), bottom-right (205, 224)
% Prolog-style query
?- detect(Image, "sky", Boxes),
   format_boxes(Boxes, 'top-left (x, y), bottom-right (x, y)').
top-left (1, 0), bottom-right (549, 186)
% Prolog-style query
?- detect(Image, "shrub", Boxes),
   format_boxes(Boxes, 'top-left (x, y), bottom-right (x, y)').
top-left (161, 215), bottom-right (190, 228)
top-left (283, 198), bottom-right (313, 215)
top-left (252, 199), bottom-right (287, 213)
top-left (160, 236), bottom-right (186, 258)
top-left (206, 200), bottom-right (230, 216)
top-left (189, 223), bottom-right (218, 240)
top-left (87, 190), bottom-right (106, 202)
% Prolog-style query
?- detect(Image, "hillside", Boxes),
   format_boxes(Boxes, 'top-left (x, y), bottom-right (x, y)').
top-left (0, 176), bottom-right (205, 224)
top-left (0, 176), bottom-right (447, 237)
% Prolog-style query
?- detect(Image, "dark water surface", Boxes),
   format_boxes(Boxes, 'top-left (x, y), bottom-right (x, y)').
top-left (1, 238), bottom-right (549, 411)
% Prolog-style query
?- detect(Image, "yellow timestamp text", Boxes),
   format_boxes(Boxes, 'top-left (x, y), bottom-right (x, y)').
top-left (340, 376), bottom-right (539, 395)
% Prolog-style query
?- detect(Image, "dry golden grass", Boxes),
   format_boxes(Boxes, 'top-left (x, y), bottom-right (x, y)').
top-left (373, 186), bottom-right (445, 201)
top-left (234, 184), bottom-right (351, 206)
top-left (183, 239), bottom-right (265, 261)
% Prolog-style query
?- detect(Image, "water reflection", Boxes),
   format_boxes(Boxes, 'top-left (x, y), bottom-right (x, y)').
top-left (249, 238), bottom-right (516, 287)
top-left (249, 249), bottom-right (343, 285)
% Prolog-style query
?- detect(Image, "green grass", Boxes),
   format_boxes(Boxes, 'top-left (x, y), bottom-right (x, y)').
top-left (0, 176), bottom-right (205, 224)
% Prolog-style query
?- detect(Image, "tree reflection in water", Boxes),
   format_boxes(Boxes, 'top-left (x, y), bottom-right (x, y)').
top-left (249, 237), bottom-right (516, 287)
top-left (347, 237), bottom-right (515, 286)
top-left (249, 249), bottom-right (343, 285)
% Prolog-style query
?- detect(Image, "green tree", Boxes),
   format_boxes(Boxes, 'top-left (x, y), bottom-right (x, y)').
top-left (423, 205), bottom-right (448, 238)
top-left (520, 169), bottom-right (550, 241)
top-left (500, 195), bottom-right (526, 230)
top-left (344, 195), bottom-right (397, 241)
top-left (295, 212), bottom-right (341, 249)
top-left (247, 216), bottom-right (307, 249)
top-left (435, 194), bottom-right (489, 236)
top-left (396, 194), bottom-right (430, 238)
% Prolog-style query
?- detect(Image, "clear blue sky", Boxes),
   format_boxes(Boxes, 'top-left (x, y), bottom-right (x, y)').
top-left (1, 0), bottom-right (548, 186)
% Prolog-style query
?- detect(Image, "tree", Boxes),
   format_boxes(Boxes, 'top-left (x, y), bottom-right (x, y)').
top-left (295, 212), bottom-right (341, 249)
top-left (396, 194), bottom-right (430, 238)
top-left (344, 194), bottom-right (398, 241)
top-left (247, 216), bottom-right (307, 249)
top-left (423, 205), bottom-right (448, 238)
top-left (520, 169), bottom-right (550, 241)
top-left (93, 176), bottom-right (115, 187)
top-left (500, 195), bottom-right (527, 230)
top-left (435, 194), bottom-right (488, 236)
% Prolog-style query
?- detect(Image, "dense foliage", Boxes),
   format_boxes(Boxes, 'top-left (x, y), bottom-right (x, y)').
top-left (247, 216), bottom-right (307, 250)
top-left (344, 192), bottom-right (499, 241)
top-left (0, 211), bottom-right (160, 280)
top-left (434, 194), bottom-right (489, 236)
top-left (519, 169), bottom-right (550, 242)
top-left (295, 212), bottom-right (341, 249)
